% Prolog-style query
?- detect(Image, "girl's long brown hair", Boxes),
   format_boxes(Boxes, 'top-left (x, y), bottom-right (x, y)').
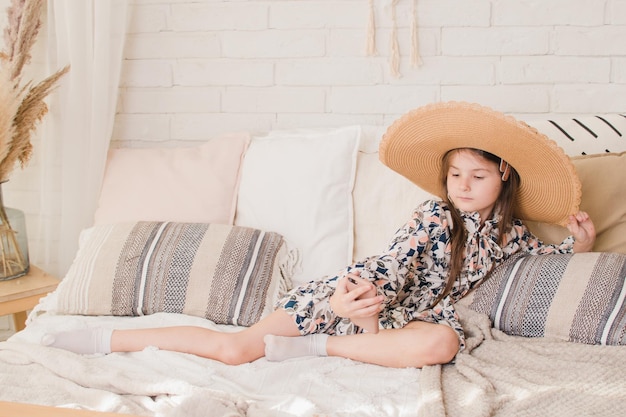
top-left (432, 148), bottom-right (520, 307)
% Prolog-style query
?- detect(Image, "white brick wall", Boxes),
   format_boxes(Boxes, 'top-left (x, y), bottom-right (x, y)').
top-left (112, 0), bottom-right (626, 145)
top-left (492, 0), bottom-right (606, 26)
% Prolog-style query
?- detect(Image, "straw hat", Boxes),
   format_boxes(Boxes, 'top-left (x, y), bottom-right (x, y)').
top-left (379, 101), bottom-right (581, 226)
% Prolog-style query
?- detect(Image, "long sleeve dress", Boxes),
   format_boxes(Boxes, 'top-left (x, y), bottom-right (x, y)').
top-left (275, 199), bottom-right (574, 351)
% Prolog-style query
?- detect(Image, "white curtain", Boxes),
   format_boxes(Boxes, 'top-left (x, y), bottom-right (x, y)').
top-left (37, 0), bottom-right (131, 277)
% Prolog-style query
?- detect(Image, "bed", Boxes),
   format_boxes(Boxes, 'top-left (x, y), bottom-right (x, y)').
top-left (1, 112), bottom-right (625, 416)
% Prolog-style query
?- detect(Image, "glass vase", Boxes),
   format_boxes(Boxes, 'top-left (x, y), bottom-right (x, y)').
top-left (0, 183), bottom-right (30, 280)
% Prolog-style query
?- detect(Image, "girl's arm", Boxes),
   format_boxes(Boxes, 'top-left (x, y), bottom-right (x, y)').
top-left (513, 211), bottom-right (596, 255)
top-left (329, 273), bottom-right (383, 334)
top-left (349, 200), bottom-right (442, 294)
top-left (566, 211), bottom-right (596, 253)
top-left (329, 200), bottom-right (444, 330)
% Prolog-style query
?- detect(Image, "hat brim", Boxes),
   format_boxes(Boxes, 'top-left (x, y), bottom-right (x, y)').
top-left (379, 101), bottom-right (581, 226)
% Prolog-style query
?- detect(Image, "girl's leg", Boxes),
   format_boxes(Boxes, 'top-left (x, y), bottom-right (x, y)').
top-left (326, 321), bottom-right (459, 368)
top-left (112, 309), bottom-right (299, 364)
top-left (265, 320), bottom-right (459, 368)
top-left (45, 309), bottom-right (300, 365)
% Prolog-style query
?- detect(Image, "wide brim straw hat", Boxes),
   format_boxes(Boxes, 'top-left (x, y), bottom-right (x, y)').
top-left (379, 101), bottom-right (581, 226)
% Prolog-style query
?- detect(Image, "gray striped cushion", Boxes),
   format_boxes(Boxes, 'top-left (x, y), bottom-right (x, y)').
top-left (55, 222), bottom-right (292, 326)
top-left (462, 252), bottom-right (626, 345)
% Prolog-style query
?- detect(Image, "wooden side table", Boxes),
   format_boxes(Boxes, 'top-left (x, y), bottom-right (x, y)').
top-left (0, 265), bottom-right (59, 332)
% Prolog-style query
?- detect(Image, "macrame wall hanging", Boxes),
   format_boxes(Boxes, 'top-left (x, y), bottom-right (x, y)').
top-left (366, 0), bottom-right (422, 78)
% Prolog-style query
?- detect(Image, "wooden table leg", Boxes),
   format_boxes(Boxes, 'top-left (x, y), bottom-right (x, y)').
top-left (12, 311), bottom-right (27, 331)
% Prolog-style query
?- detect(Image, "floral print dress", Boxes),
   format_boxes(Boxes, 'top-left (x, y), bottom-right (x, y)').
top-left (275, 199), bottom-right (574, 351)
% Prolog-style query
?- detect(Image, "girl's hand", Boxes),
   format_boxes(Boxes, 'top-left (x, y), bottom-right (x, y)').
top-left (567, 211), bottom-right (596, 253)
top-left (330, 272), bottom-right (383, 334)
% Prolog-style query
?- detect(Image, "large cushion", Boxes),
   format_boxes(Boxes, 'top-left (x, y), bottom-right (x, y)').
top-left (353, 126), bottom-right (436, 260)
top-left (526, 152), bottom-right (626, 254)
top-left (459, 252), bottom-right (626, 345)
top-left (54, 222), bottom-right (291, 326)
top-left (94, 132), bottom-right (250, 225)
top-left (234, 126), bottom-right (360, 287)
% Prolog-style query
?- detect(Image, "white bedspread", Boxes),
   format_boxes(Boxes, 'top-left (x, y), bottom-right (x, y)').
top-left (0, 308), bottom-right (422, 416)
top-left (5, 297), bottom-right (624, 416)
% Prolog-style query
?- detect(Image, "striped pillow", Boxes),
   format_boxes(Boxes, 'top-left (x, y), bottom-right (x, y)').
top-left (461, 252), bottom-right (626, 345)
top-left (54, 222), bottom-right (292, 326)
top-left (526, 114), bottom-right (626, 156)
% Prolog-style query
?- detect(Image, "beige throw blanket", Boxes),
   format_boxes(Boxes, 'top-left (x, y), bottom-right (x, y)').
top-left (418, 305), bottom-right (626, 417)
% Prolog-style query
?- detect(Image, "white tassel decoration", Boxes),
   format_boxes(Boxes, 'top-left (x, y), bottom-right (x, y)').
top-left (410, 0), bottom-right (423, 67)
top-left (366, 0), bottom-right (377, 56)
top-left (389, 0), bottom-right (401, 77)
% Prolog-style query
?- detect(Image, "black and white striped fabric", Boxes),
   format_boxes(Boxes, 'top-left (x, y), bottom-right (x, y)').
top-left (526, 114), bottom-right (626, 156)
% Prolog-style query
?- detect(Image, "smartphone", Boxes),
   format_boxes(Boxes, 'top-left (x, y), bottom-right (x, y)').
top-left (346, 275), bottom-right (376, 300)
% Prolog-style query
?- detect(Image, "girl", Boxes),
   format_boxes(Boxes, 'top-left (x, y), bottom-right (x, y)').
top-left (44, 102), bottom-right (596, 368)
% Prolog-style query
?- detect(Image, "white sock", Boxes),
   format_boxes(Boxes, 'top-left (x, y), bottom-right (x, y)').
top-left (264, 334), bottom-right (329, 361)
top-left (41, 328), bottom-right (113, 355)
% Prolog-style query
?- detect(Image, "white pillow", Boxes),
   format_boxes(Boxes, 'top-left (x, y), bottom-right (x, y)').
top-left (235, 126), bottom-right (360, 287)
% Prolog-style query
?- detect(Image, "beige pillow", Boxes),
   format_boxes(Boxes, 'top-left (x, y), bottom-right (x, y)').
top-left (527, 152), bottom-right (626, 254)
top-left (352, 126), bottom-right (436, 261)
top-left (353, 151), bottom-right (435, 260)
top-left (94, 132), bottom-right (250, 226)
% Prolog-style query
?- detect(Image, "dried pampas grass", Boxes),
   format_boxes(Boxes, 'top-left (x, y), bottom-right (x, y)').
top-left (0, 0), bottom-right (69, 182)
top-left (0, 0), bottom-right (68, 278)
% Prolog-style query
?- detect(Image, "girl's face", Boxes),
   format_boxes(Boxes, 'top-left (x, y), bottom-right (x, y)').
top-left (446, 149), bottom-right (503, 222)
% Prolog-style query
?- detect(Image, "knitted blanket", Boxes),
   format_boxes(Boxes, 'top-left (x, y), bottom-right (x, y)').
top-left (417, 305), bottom-right (626, 417)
